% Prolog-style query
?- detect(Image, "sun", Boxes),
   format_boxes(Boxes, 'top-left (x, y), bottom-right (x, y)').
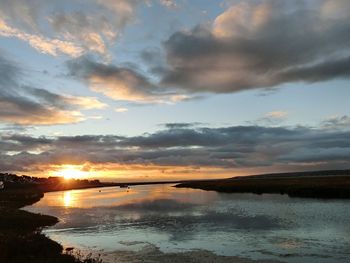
top-left (56, 165), bottom-right (87, 180)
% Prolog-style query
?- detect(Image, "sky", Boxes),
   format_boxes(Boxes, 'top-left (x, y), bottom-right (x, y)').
top-left (0, 0), bottom-right (350, 182)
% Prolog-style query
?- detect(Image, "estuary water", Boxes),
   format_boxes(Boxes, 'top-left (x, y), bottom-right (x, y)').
top-left (25, 184), bottom-right (350, 263)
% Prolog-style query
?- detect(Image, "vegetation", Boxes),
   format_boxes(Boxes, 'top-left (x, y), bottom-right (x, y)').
top-left (0, 173), bottom-right (109, 192)
top-left (176, 170), bottom-right (350, 199)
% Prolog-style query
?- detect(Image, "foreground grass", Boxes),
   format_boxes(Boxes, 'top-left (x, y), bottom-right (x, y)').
top-left (0, 187), bottom-right (101, 263)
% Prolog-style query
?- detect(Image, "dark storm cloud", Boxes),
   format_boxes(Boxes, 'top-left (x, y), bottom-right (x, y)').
top-left (158, 0), bottom-right (350, 93)
top-left (1, 123), bottom-right (350, 172)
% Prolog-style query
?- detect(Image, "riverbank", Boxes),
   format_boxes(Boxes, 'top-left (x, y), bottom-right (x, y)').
top-left (175, 170), bottom-right (350, 198)
top-left (0, 185), bottom-right (104, 263)
top-left (0, 187), bottom-right (74, 262)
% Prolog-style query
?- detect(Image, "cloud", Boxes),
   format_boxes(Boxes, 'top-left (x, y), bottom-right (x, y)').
top-left (140, 47), bottom-right (168, 76)
top-left (162, 122), bottom-right (204, 129)
top-left (0, 54), bottom-right (105, 125)
top-left (59, 1), bottom-right (350, 103)
top-left (0, 99), bottom-right (84, 125)
top-left (67, 57), bottom-right (190, 103)
top-left (28, 87), bottom-right (107, 110)
top-left (252, 111), bottom-right (288, 126)
top-left (0, 18), bottom-right (83, 57)
top-left (321, 115), bottom-right (350, 130)
top-left (159, 0), bottom-right (350, 93)
top-left (60, 95), bottom-right (107, 110)
top-left (159, 0), bottom-right (177, 9)
top-left (68, 57), bottom-right (160, 101)
top-left (0, 0), bottom-right (142, 57)
top-left (1, 122), bottom-right (350, 173)
top-left (115, 107), bottom-right (128, 113)
top-left (266, 111), bottom-right (288, 119)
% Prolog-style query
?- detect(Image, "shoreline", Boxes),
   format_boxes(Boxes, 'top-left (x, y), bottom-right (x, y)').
top-left (0, 185), bottom-right (109, 263)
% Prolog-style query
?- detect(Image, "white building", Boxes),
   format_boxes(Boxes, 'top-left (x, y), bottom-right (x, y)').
top-left (0, 181), bottom-right (4, 190)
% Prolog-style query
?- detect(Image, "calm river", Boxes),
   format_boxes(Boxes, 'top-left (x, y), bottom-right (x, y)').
top-left (25, 184), bottom-right (350, 263)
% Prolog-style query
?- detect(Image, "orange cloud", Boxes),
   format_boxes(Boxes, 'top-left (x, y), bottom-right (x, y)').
top-left (0, 101), bottom-right (84, 125)
top-left (64, 95), bottom-right (107, 110)
top-left (0, 19), bottom-right (83, 57)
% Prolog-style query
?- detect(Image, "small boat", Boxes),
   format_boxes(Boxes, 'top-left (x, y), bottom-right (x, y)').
top-left (119, 184), bottom-right (129, 188)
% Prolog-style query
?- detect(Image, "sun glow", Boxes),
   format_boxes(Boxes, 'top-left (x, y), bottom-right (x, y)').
top-left (54, 165), bottom-right (88, 179)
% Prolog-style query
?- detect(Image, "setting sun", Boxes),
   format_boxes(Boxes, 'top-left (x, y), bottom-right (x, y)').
top-left (54, 165), bottom-right (88, 180)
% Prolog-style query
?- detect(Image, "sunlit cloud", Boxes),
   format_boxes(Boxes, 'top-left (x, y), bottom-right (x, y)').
top-left (0, 104), bottom-right (84, 125)
top-left (0, 19), bottom-right (83, 57)
top-left (248, 111), bottom-right (288, 127)
top-left (265, 111), bottom-right (288, 119)
top-left (0, 0), bottom-right (143, 57)
top-left (87, 115), bottom-right (104, 120)
top-left (64, 95), bottom-right (107, 110)
top-left (115, 107), bottom-right (128, 113)
top-left (68, 57), bottom-right (191, 103)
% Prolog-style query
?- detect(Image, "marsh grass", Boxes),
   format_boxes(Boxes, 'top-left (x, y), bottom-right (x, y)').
top-left (176, 171), bottom-right (350, 198)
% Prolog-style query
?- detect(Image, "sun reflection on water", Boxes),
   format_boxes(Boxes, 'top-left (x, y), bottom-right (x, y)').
top-left (63, 191), bottom-right (73, 207)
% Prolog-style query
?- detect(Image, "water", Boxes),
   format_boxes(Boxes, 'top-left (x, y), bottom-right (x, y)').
top-left (25, 184), bottom-right (350, 263)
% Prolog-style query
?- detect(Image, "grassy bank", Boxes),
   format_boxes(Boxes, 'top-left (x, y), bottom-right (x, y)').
top-left (175, 170), bottom-right (350, 198)
top-left (0, 186), bottom-right (101, 263)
